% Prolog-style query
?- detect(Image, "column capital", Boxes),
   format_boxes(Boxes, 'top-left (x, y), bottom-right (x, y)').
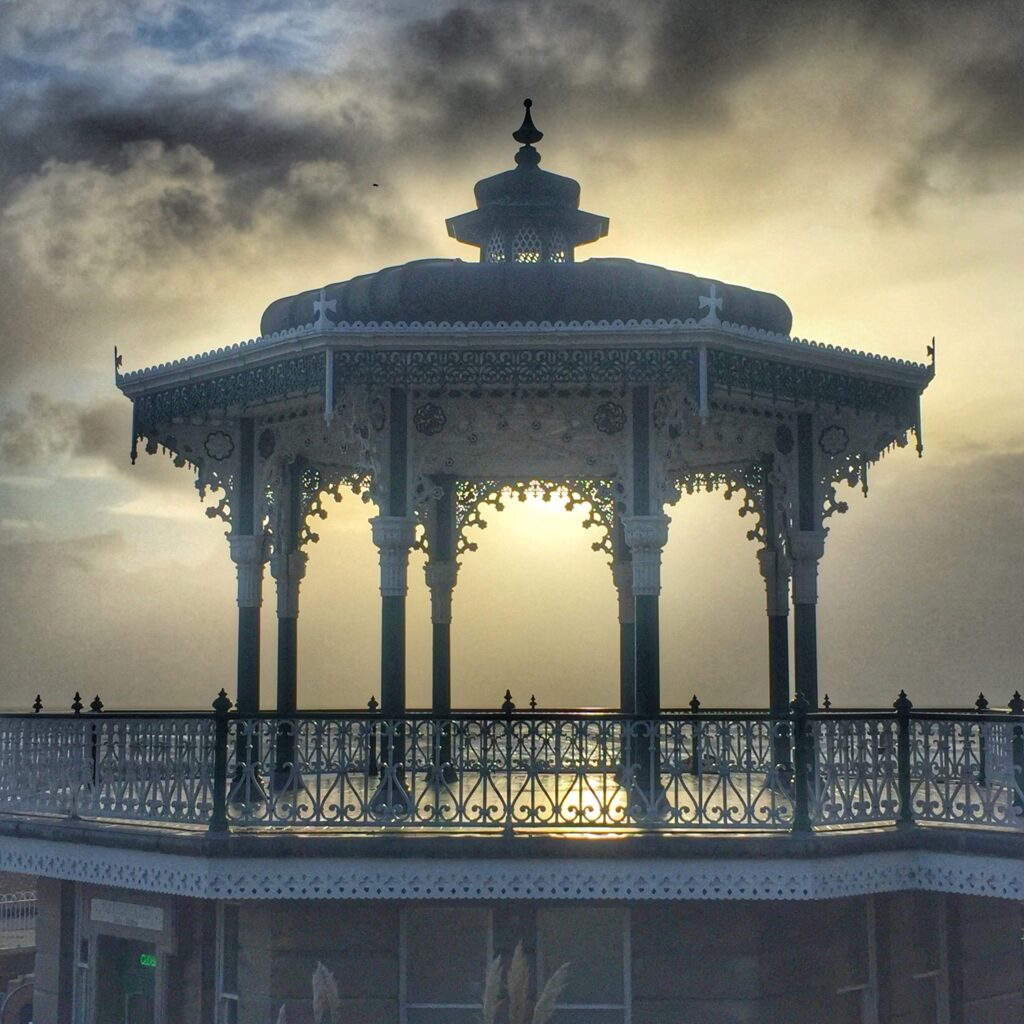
top-left (790, 529), bottom-right (827, 605)
top-left (228, 532), bottom-right (268, 608)
top-left (371, 515), bottom-right (417, 597)
top-left (611, 559), bottom-right (635, 624)
top-left (757, 548), bottom-right (792, 617)
top-left (622, 514), bottom-right (671, 597)
top-left (269, 549), bottom-right (308, 618)
top-left (424, 559), bottom-right (459, 625)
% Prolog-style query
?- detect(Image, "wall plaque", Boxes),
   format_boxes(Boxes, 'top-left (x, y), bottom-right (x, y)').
top-left (90, 898), bottom-right (164, 932)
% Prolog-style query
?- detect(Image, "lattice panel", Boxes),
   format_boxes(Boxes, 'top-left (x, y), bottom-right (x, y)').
top-left (512, 224), bottom-right (542, 263)
top-left (486, 228), bottom-right (506, 263)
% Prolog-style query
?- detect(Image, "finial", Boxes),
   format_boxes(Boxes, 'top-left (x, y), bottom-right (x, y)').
top-left (90, 695), bottom-right (104, 714)
top-left (823, 694), bottom-right (832, 710)
top-left (32, 695), bottom-right (42, 714)
top-left (367, 695), bottom-right (379, 713)
top-left (513, 99), bottom-right (543, 146)
top-left (1009, 691), bottom-right (1024, 716)
top-left (975, 692), bottom-right (989, 712)
top-left (529, 694), bottom-right (537, 711)
top-left (893, 690), bottom-right (913, 714)
top-left (212, 689), bottom-right (233, 716)
top-left (689, 694), bottom-right (701, 715)
top-left (71, 692), bottom-right (83, 715)
top-left (513, 99), bottom-right (542, 167)
top-left (501, 689), bottom-right (516, 714)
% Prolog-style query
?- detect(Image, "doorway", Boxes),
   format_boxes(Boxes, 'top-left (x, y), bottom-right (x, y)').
top-left (95, 935), bottom-right (157, 1024)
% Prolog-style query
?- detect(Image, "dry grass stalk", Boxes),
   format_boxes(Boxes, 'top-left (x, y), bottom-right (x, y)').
top-left (531, 962), bottom-right (569, 1024)
top-left (481, 941), bottom-right (570, 1024)
top-left (482, 953), bottom-right (504, 1024)
top-left (507, 943), bottom-right (530, 1024)
top-left (312, 960), bottom-right (341, 1024)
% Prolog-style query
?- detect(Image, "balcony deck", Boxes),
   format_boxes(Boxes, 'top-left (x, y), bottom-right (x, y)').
top-left (1, 706), bottom-right (1021, 837)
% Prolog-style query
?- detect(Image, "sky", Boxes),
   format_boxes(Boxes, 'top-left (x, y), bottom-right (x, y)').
top-left (0, 0), bottom-right (1021, 712)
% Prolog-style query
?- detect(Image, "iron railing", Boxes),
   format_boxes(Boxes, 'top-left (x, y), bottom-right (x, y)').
top-left (0, 693), bottom-right (1021, 834)
top-left (0, 891), bottom-right (36, 942)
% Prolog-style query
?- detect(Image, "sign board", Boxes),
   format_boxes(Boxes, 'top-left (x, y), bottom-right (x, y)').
top-left (90, 898), bottom-right (164, 932)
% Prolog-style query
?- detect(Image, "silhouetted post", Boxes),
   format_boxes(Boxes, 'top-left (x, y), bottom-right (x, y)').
top-left (1009, 691), bottom-right (1024, 817)
top-left (502, 690), bottom-right (515, 835)
top-left (88, 695), bottom-right (103, 788)
top-left (366, 696), bottom-right (380, 777)
top-left (894, 690), bottom-right (914, 826)
top-left (211, 689), bottom-right (232, 834)
top-left (688, 695), bottom-right (702, 777)
top-left (791, 696), bottom-right (812, 833)
top-left (974, 693), bottom-right (989, 787)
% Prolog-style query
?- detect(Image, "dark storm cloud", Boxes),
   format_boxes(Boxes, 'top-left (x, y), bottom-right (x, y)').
top-left (2, 1), bottom-right (1022, 216)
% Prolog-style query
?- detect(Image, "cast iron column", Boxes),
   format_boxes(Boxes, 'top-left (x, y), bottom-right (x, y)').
top-left (269, 460), bottom-right (307, 787)
top-left (757, 465), bottom-right (792, 717)
top-left (792, 412), bottom-right (825, 709)
top-left (624, 383), bottom-right (670, 805)
top-left (370, 389), bottom-right (416, 809)
top-left (228, 418), bottom-right (266, 715)
top-left (611, 554), bottom-right (636, 715)
top-left (424, 475), bottom-right (458, 719)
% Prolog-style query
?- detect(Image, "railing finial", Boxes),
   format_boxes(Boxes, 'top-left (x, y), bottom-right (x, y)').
top-left (212, 689), bottom-right (233, 716)
top-left (1009, 691), bottom-right (1024, 716)
top-left (501, 689), bottom-right (516, 714)
top-left (32, 695), bottom-right (42, 714)
top-left (893, 690), bottom-right (913, 714)
top-left (689, 694), bottom-right (701, 715)
top-left (975, 692), bottom-right (989, 712)
top-left (823, 693), bottom-right (832, 710)
top-left (71, 692), bottom-right (83, 716)
top-left (89, 695), bottom-right (104, 714)
top-left (367, 695), bottom-right (379, 713)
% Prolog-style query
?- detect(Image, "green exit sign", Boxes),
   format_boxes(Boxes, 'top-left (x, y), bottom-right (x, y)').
top-left (139, 952), bottom-right (157, 968)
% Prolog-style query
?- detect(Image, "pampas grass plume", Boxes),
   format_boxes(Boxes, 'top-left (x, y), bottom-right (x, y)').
top-left (482, 953), bottom-right (504, 1024)
top-left (312, 961), bottom-right (340, 1024)
top-left (507, 942), bottom-right (530, 1024)
top-left (532, 962), bottom-right (569, 1024)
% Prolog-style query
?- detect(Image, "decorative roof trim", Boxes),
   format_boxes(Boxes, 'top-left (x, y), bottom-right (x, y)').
top-left (1, 836), bottom-right (1020, 902)
top-left (118, 318), bottom-right (932, 389)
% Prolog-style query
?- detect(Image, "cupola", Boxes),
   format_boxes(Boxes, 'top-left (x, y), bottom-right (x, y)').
top-left (445, 99), bottom-right (609, 263)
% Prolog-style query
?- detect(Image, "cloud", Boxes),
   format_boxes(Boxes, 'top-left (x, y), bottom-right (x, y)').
top-left (0, 393), bottom-right (125, 468)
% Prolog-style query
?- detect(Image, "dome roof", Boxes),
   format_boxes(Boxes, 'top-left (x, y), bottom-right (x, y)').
top-left (259, 257), bottom-right (793, 336)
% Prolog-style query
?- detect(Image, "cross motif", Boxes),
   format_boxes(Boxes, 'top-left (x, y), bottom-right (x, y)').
top-left (698, 283), bottom-right (723, 326)
top-left (313, 288), bottom-right (337, 329)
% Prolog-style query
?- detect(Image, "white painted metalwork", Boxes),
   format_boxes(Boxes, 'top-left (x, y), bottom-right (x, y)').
top-left (0, 891), bottom-right (35, 933)
top-left (0, 709), bottom-right (1021, 834)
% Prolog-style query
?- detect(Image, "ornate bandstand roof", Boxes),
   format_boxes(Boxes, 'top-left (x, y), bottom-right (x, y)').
top-left (260, 258), bottom-right (794, 337)
top-left (116, 99), bottom-right (933, 451)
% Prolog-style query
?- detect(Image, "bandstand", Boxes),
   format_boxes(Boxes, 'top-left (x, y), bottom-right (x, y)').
top-left (120, 98), bottom-right (929, 731)
top-left (5, 102), bottom-right (1024, 1024)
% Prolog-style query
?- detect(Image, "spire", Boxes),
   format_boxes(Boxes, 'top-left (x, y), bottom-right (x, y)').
top-left (513, 98), bottom-right (543, 167)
